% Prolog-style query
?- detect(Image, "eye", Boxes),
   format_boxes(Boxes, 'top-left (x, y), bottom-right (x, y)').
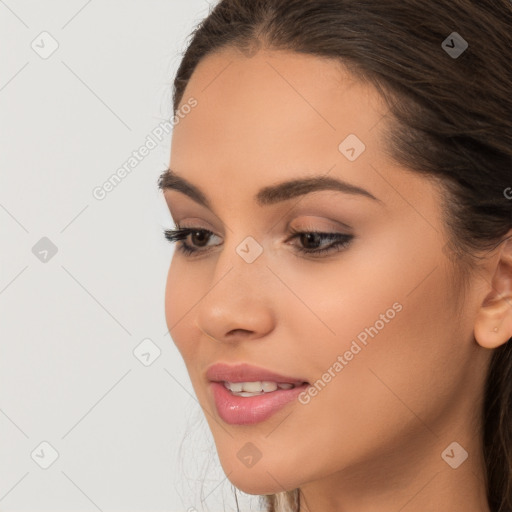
top-left (163, 227), bottom-right (221, 256)
top-left (286, 228), bottom-right (354, 257)
top-left (162, 226), bottom-right (354, 258)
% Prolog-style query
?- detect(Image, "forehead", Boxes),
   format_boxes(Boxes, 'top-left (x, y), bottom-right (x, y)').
top-left (172, 48), bottom-right (386, 153)
top-left (169, 48), bottom-right (408, 211)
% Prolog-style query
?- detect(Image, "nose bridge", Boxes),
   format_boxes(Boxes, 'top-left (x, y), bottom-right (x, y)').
top-left (194, 232), bottom-right (276, 340)
top-left (212, 233), bottom-right (273, 307)
top-left (213, 219), bottom-right (271, 288)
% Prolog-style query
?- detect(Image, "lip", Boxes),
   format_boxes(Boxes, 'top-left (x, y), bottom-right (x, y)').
top-left (206, 363), bottom-right (310, 425)
top-left (206, 362), bottom-right (307, 386)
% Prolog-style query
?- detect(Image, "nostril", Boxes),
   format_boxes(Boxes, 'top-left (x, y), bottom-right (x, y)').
top-left (227, 328), bottom-right (253, 337)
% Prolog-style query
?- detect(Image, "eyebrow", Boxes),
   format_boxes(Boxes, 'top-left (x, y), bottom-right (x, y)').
top-left (158, 168), bottom-right (382, 208)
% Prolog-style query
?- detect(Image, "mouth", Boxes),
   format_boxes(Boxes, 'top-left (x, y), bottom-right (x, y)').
top-left (220, 380), bottom-right (309, 397)
top-left (205, 363), bottom-right (310, 425)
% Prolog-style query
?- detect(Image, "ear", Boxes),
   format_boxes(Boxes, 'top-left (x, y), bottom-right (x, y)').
top-left (474, 231), bottom-right (512, 349)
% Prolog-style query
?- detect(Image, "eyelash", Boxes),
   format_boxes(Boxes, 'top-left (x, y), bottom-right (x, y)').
top-left (162, 225), bottom-right (354, 258)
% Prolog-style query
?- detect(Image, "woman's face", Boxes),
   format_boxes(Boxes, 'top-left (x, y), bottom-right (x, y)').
top-left (162, 48), bottom-right (491, 498)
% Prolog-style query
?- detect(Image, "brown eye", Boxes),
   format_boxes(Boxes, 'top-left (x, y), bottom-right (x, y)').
top-left (288, 229), bottom-right (354, 257)
top-left (164, 226), bottom-right (353, 259)
top-left (299, 232), bottom-right (323, 250)
top-left (190, 230), bottom-right (211, 247)
top-left (163, 227), bottom-right (221, 256)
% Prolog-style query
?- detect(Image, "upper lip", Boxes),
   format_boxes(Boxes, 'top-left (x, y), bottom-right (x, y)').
top-left (206, 363), bottom-right (308, 386)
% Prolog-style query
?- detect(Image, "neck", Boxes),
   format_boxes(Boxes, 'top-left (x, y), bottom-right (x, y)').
top-left (298, 418), bottom-right (490, 512)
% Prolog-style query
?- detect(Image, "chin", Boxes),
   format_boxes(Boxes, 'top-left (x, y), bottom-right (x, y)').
top-left (227, 473), bottom-right (293, 496)
top-left (218, 455), bottom-right (301, 495)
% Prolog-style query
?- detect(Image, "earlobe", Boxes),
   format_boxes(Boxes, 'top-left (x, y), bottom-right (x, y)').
top-left (473, 233), bottom-right (512, 350)
top-left (474, 302), bottom-right (512, 349)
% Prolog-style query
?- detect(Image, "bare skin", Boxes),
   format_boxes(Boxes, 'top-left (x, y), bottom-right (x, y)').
top-left (161, 47), bottom-right (512, 511)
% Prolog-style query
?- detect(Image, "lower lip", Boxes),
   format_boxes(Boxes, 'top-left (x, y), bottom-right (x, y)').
top-left (209, 382), bottom-right (310, 425)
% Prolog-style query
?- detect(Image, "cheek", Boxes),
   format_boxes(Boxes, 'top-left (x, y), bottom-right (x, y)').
top-left (264, 246), bottom-right (461, 471)
top-left (164, 257), bottom-right (200, 358)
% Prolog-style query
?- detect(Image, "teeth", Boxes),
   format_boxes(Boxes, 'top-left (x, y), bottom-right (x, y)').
top-left (243, 381), bottom-right (264, 392)
top-left (223, 381), bottom-right (243, 392)
top-left (262, 381), bottom-right (278, 392)
top-left (223, 380), bottom-right (297, 395)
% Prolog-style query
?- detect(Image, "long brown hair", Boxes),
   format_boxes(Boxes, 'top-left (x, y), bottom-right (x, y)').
top-left (169, 1), bottom-right (512, 510)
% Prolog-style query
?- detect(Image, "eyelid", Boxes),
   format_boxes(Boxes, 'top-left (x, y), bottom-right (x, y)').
top-left (286, 217), bottom-right (354, 235)
top-left (173, 218), bottom-right (220, 233)
top-left (172, 208), bottom-right (355, 236)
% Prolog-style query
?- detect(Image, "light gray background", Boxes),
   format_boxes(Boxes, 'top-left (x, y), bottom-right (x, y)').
top-left (0, 1), bottom-right (259, 510)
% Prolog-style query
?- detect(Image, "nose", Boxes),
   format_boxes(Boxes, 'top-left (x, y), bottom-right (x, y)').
top-left (194, 252), bottom-right (277, 344)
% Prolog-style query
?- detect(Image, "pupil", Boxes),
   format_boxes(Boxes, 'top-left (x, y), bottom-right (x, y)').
top-left (301, 233), bottom-right (321, 249)
top-left (191, 231), bottom-right (209, 247)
